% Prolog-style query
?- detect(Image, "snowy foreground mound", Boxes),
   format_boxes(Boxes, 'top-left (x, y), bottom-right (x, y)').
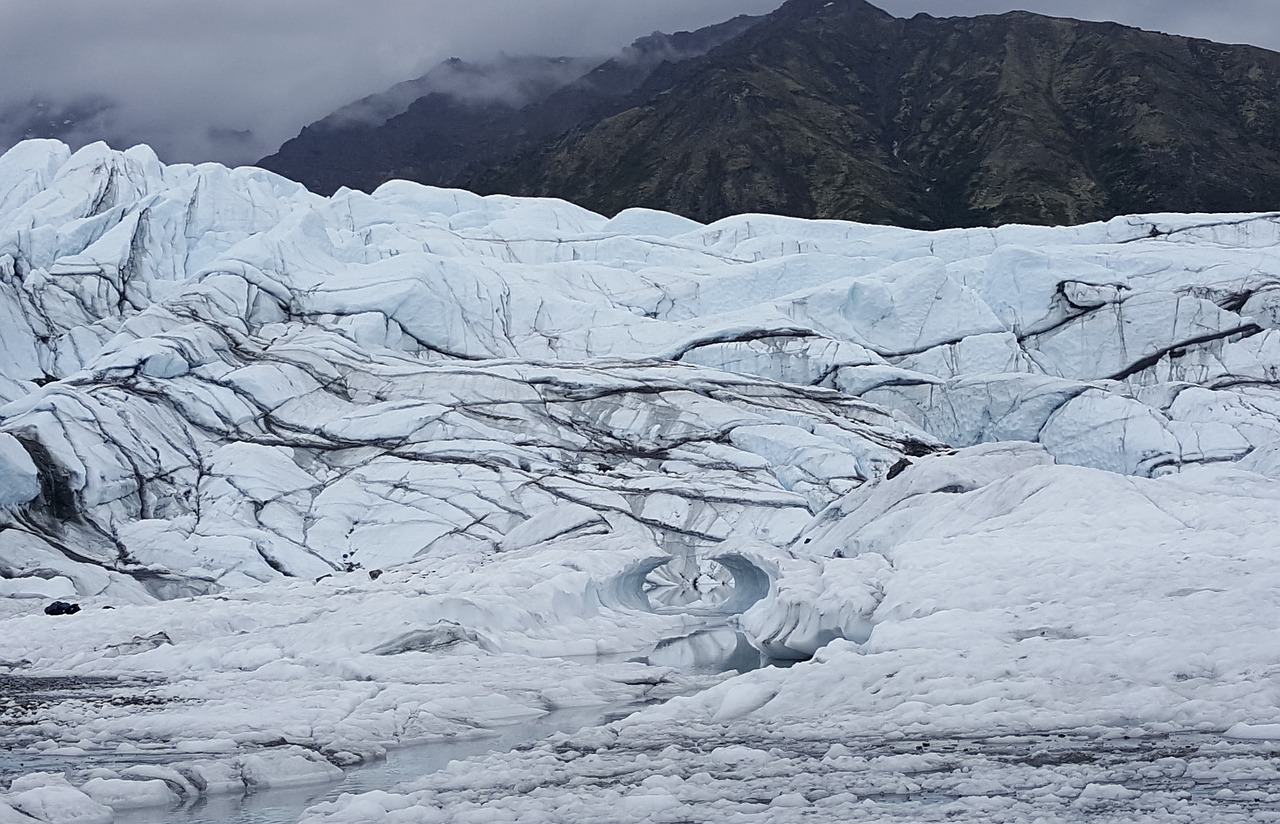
top-left (0, 140), bottom-right (1279, 822)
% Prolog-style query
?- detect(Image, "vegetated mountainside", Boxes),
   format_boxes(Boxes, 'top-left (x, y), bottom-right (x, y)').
top-left (477, 0), bottom-right (1280, 228)
top-left (260, 0), bottom-right (1280, 228)
top-left (257, 16), bottom-right (762, 196)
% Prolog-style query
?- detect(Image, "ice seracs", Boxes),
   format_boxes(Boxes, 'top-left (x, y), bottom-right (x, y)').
top-left (3, 141), bottom-right (1278, 594)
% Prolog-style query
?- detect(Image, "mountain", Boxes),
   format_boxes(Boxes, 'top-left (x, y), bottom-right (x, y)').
top-left (262, 0), bottom-right (1280, 228)
top-left (257, 55), bottom-right (600, 196)
top-left (258, 16), bottom-right (761, 196)
top-left (479, 0), bottom-right (1280, 228)
top-left (0, 95), bottom-right (120, 152)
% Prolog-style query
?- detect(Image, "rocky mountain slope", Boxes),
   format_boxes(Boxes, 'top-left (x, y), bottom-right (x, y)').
top-left (0, 96), bottom-right (120, 156)
top-left (482, 0), bottom-right (1280, 227)
top-left (263, 0), bottom-right (1280, 229)
top-left (1, 140), bottom-right (1280, 821)
top-left (259, 16), bottom-right (761, 197)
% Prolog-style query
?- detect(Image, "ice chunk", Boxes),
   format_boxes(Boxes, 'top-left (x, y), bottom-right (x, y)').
top-left (0, 434), bottom-right (39, 507)
top-left (79, 777), bottom-right (180, 809)
top-left (1224, 722), bottom-right (1280, 740)
top-left (3, 784), bottom-right (112, 824)
top-left (239, 747), bottom-right (344, 790)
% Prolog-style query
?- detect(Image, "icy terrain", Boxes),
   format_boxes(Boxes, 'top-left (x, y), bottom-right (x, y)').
top-left (0, 139), bottom-right (1278, 822)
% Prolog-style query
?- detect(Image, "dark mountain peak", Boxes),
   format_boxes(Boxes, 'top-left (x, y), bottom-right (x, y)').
top-left (733, 0), bottom-right (896, 47)
top-left (261, 5), bottom-right (1280, 228)
top-left (700, 0), bottom-right (905, 73)
top-left (772, 0), bottom-right (894, 22)
top-left (473, 4), bottom-right (1280, 228)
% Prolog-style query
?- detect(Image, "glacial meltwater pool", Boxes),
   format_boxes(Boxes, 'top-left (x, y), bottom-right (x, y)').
top-left (2, 623), bottom-right (794, 824)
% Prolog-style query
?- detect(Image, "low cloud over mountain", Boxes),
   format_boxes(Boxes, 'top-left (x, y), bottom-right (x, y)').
top-left (3, 1), bottom-right (1279, 165)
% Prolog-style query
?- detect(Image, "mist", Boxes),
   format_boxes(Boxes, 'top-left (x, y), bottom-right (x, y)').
top-left (2, 0), bottom-right (1278, 166)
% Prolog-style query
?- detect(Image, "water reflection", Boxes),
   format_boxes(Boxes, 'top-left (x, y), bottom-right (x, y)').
top-left (17, 623), bottom-right (791, 824)
top-left (108, 701), bottom-right (655, 824)
top-left (106, 635), bottom-right (775, 824)
top-left (647, 580), bottom-right (734, 609)
top-left (633, 625), bottom-right (784, 675)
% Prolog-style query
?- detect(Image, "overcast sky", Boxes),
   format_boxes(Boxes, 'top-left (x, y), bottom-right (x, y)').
top-left (2, 1), bottom-right (1277, 167)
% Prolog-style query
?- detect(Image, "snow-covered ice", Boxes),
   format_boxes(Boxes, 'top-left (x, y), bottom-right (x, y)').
top-left (1, 140), bottom-right (1279, 821)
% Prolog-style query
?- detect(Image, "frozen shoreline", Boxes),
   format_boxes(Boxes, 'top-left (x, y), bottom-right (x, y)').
top-left (0, 616), bottom-right (783, 822)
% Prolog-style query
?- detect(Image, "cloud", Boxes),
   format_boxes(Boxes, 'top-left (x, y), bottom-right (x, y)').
top-left (1, 1), bottom-right (1276, 166)
top-left (0, 1), bottom-right (785, 165)
top-left (320, 56), bottom-right (607, 130)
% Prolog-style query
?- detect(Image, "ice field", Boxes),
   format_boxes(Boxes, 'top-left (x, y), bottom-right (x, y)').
top-left (0, 140), bottom-right (1278, 821)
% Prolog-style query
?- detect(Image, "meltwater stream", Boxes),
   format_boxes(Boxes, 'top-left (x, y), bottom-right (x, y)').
top-left (103, 702), bottom-right (654, 824)
top-left (7, 623), bottom-right (792, 824)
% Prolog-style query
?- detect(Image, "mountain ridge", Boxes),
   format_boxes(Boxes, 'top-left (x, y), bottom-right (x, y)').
top-left (259, 15), bottom-right (762, 197)
top-left (260, 0), bottom-right (1280, 228)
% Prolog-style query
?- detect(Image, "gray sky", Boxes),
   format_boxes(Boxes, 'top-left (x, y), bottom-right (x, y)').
top-left (1, 1), bottom-right (1277, 167)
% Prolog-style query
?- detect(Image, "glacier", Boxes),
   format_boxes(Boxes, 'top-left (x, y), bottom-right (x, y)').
top-left (0, 139), bottom-right (1278, 822)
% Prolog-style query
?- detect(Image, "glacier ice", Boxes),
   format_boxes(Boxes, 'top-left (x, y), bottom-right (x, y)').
top-left (1, 141), bottom-right (1279, 821)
